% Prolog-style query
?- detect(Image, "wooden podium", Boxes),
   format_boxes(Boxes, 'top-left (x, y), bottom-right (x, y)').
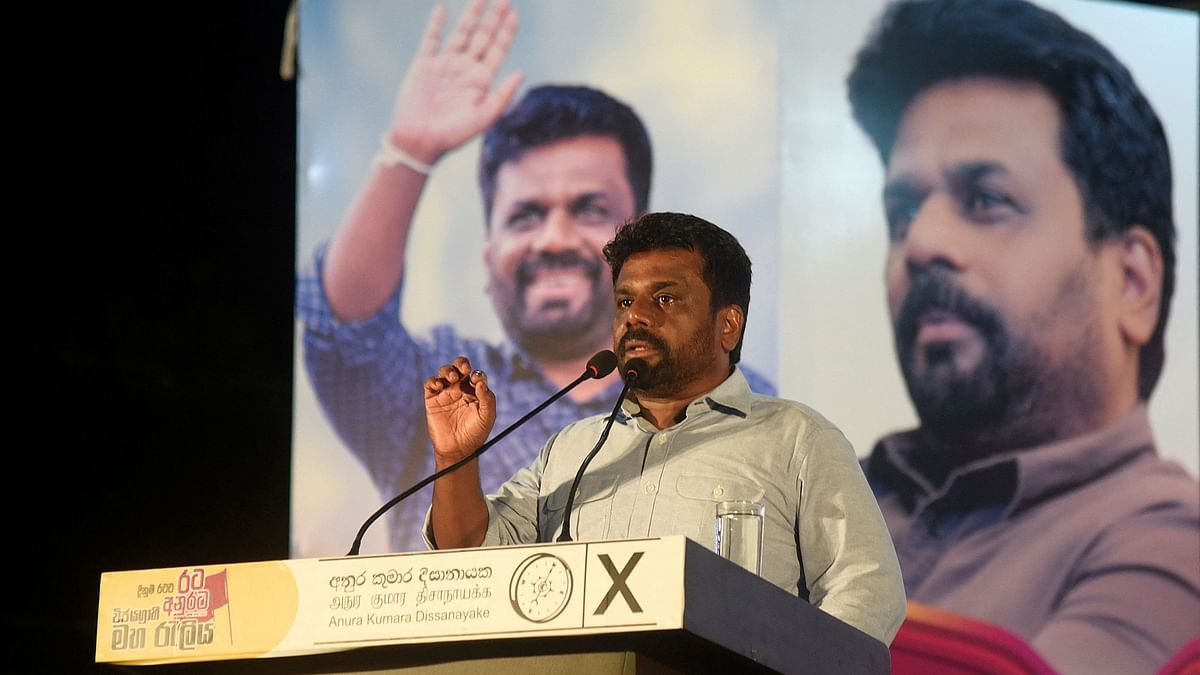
top-left (96, 536), bottom-right (888, 674)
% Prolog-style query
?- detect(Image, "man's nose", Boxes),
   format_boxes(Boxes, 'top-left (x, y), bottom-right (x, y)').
top-left (531, 208), bottom-right (582, 253)
top-left (623, 295), bottom-right (657, 327)
top-left (902, 194), bottom-right (968, 274)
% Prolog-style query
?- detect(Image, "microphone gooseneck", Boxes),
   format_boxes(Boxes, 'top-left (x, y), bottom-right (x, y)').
top-left (557, 357), bottom-right (647, 542)
top-left (346, 350), bottom-right (618, 556)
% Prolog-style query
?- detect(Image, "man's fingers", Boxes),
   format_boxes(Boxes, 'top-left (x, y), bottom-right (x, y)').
top-left (416, 4), bottom-right (447, 58)
top-left (431, 359), bottom-right (465, 386)
top-left (425, 358), bottom-right (475, 391)
top-left (424, 373), bottom-right (449, 396)
top-left (479, 4), bottom-right (518, 72)
top-left (445, 0), bottom-right (486, 54)
top-left (466, 0), bottom-right (509, 60)
top-left (437, 364), bottom-right (458, 383)
top-left (476, 385), bottom-right (496, 421)
top-left (480, 71), bottom-right (524, 123)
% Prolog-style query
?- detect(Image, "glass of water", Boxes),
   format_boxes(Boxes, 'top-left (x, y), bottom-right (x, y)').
top-left (714, 500), bottom-right (764, 576)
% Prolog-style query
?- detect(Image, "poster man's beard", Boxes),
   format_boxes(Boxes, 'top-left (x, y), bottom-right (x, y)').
top-left (895, 270), bottom-right (1025, 432)
top-left (895, 265), bottom-right (1107, 453)
top-left (495, 252), bottom-right (611, 361)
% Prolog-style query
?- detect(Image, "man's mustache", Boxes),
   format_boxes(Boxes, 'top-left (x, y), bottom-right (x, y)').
top-left (618, 328), bottom-right (668, 357)
top-left (516, 251), bottom-right (602, 286)
top-left (895, 270), bottom-right (1003, 352)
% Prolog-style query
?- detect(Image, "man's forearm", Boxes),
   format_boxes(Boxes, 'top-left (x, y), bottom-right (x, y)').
top-left (323, 163), bottom-right (428, 321)
top-left (429, 457), bottom-right (490, 549)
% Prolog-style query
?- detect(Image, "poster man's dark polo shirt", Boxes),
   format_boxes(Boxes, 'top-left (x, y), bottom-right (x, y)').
top-left (866, 406), bottom-right (1200, 674)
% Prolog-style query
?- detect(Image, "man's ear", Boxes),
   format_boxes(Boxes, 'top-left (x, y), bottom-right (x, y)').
top-left (719, 305), bottom-right (746, 353)
top-left (1116, 226), bottom-right (1163, 348)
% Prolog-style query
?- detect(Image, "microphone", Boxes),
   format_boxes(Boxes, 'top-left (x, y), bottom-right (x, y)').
top-left (557, 357), bottom-right (647, 542)
top-left (346, 349), bottom-right (618, 556)
top-left (622, 358), bottom-right (647, 381)
top-left (585, 350), bottom-right (619, 379)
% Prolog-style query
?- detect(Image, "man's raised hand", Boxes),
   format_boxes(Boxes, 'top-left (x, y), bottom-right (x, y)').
top-left (424, 356), bottom-right (497, 464)
top-left (387, 0), bottom-right (524, 168)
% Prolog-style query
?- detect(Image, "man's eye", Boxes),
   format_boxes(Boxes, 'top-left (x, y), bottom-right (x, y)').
top-left (656, 295), bottom-right (674, 307)
top-left (575, 202), bottom-right (611, 224)
top-left (884, 202), bottom-right (917, 241)
top-left (506, 210), bottom-right (541, 231)
top-left (617, 298), bottom-right (632, 309)
top-left (964, 190), bottom-right (1015, 220)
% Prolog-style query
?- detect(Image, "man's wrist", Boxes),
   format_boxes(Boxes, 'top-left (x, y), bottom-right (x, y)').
top-left (434, 450), bottom-right (479, 471)
top-left (376, 133), bottom-right (435, 174)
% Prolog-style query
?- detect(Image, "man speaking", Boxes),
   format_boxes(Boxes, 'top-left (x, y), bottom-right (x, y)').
top-left (421, 212), bottom-right (906, 646)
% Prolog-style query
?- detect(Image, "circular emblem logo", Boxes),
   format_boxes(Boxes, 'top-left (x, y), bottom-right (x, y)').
top-left (508, 552), bottom-right (573, 623)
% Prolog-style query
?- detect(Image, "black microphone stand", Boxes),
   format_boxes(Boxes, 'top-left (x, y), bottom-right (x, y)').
top-left (557, 360), bottom-right (643, 542)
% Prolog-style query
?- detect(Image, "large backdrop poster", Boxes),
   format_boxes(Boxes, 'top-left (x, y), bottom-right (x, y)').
top-left (293, 0), bottom-right (782, 556)
top-left (293, 0), bottom-right (1197, 558)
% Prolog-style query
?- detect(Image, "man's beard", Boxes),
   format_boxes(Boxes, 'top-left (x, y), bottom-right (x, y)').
top-left (619, 323), bottom-right (718, 398)
top-left (491, 251), bottom-right (612, 361)
top-left (893, 262), bottom-right (1112, 466)
top-left (894, 270), bottom-right (1040, 437)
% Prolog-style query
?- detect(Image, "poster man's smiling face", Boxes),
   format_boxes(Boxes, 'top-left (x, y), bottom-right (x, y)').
top-left (485, 135), bottom-right (637, 361)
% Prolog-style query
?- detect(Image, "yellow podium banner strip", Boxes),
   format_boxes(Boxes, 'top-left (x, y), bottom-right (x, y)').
top-left (97, 537), bottom-right (687, 665)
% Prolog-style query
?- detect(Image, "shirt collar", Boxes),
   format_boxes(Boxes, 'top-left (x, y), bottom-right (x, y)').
top-left (1011, 404), bottom-right (1155, 510)
top-left (869, 405), bottom-right (1156, 514)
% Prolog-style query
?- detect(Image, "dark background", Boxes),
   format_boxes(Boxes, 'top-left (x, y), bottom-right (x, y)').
top-left (13, 2), bottom-right (1193, 673)
top-left (19, 3), bottom-right (295, 673)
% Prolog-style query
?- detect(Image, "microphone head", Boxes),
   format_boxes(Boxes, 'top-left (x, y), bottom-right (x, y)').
top-left (585, 350), bottom-right (618, 379)
top-left (622, 358), bottom-right (649, 381)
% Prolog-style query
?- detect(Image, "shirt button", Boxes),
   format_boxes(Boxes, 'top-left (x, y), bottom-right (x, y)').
top-left (658, 435), bottom-right (668, 445)
top-left (713, 486), bottom-right (725, 498)
top-left (644, 482), bottom-right (657, 494)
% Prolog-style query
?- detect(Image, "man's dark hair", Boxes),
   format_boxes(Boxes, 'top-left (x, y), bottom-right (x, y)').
top-left (603, 212), bottom-right (752, 365)
top-left (846, 0), bottom-right (1176, 399)
top-left (479, 84), bottom-right (653, 221)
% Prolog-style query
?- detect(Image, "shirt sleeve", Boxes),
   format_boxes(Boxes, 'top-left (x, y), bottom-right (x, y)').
top-left (797, 426), bottom-right (907, 645)
top-left (297, 242), bottom-right (436, 503)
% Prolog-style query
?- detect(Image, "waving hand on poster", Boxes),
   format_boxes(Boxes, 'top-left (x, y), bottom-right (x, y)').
top-left (323, 0), bottom-right (524, 322)
top-left (388, 0), bottom-right (524, 169)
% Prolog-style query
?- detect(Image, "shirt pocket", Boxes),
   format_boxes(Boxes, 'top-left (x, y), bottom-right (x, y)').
top-left (540, 476), bottom-right (616, 542)
top-left (673, 474), bottom-right (765, 548)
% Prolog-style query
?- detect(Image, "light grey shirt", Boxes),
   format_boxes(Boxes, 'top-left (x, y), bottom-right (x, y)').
top-left (429, 368), bottom-right (906, 645)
